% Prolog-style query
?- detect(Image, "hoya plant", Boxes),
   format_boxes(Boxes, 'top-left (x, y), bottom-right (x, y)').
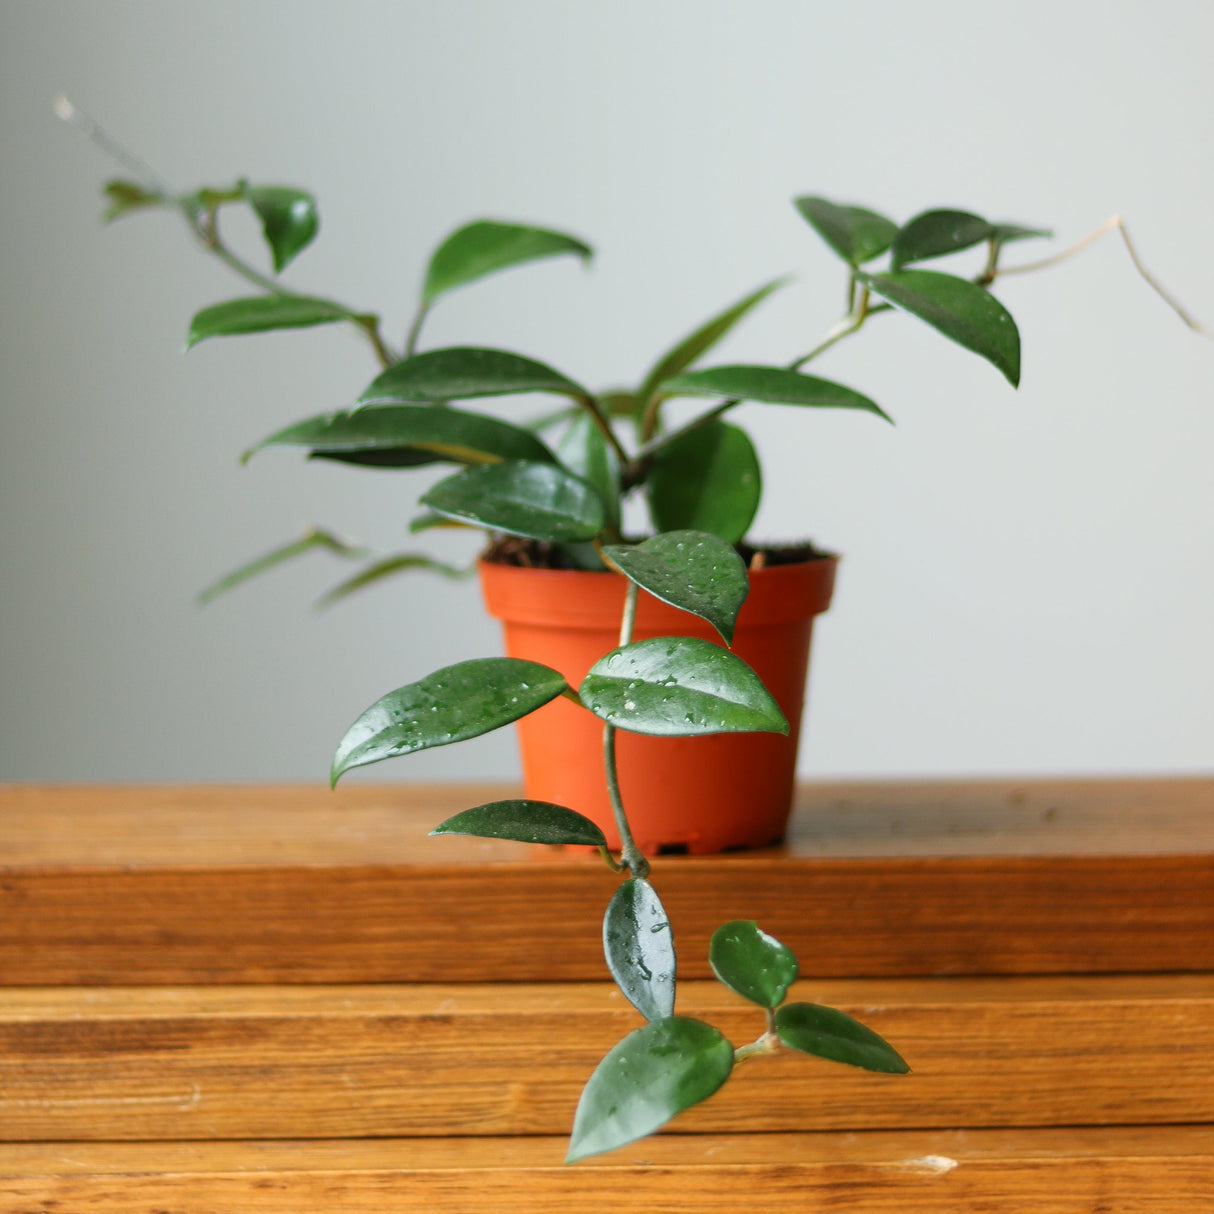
top-left (69, 94), bottom-right (1206, 1157)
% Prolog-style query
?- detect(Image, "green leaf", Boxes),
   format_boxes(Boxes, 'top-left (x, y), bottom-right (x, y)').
top-left (794, 196), bottom-right (899, 267)
top-left (604, 878), bottom-right (676, 1022)
top-left (317, 553), bottom-right (472, 607)
top-left (579, 636), bottom-right (787, 737)
top-left (102, 178), bottom-right (165, 222)
top-left (634, 278), bottom-right (788, 427)
top-left (991, 222), bottom-right (1053, 246)
top-left (422, 219), bottom-right (592, 305)
top-left (186, 295), bottom-right (351, 348)
top-left (566, 1017), bottom-right (733, 1162)
top-left (661, 365), bottom-right (891, 421)
top-left (709, 920), bottom-right (798, 1009)
top-left (197, 527), bottom-right (368, 605)
top-left (408, 511), bottom-right (473, 534)
top-left (330, 657), bottom-right (568, 785)
top-left (243, 403), bottom-right (557, 468)
top-left (602, 531), bottom-right (748, 644)
top-left (357, 347), bottom-right (588, 406)
top-left (557, 412), bottom-right (620, 531)
top-left (242, 184), bottom-right (319, 273)
top-left (431, 799), bottom-right (606, 847)
top-left (890, 209), bottom-right (995, 270)
top-left (647, 421), bottom-right (760, 546)
top-left (858, 269), bottom-right (1021, 387)
top-left (775, 1002), bottom-right (910, 1074)
top-left (421, 459), bottom-right (605, 543)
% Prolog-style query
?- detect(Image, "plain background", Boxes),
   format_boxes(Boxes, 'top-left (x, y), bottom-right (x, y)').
top-left (1, 0), bottom-right (1211, 785)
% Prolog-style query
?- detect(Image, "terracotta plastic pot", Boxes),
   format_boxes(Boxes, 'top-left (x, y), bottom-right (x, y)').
top-left (479, 555), bottom-right (837, 854)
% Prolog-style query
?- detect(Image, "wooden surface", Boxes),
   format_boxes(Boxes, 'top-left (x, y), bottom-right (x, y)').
top-left (2, 975), bottom-right (1213, 1141)
top-left (3, 777), bottom-right (1213, 984)
top-left (3, 778), bottom-right (1213, 1210)
top-left (2, 1129), bottom-right (1212, 1212)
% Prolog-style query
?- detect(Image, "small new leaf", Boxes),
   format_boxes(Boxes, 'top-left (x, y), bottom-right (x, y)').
top-left (603, 878), bottom-right (676, 1022)
top-left (330, 658), bottom-right (568, 785)
top-left (602, 531), bottom-right (748, 644)
top-left (566, 1017), bottom-right (733, 1162)
top-left (357, 347), bottom-right (589, 406)
top-left (794, 196), bottom-right (898, 267)
top-left (422, 219), bottom-right (592, 305)
top-left (709, 920), bottom-right (798, 1008)
top-left (775, 1002), bottom-right (910, 1074)
top-left (579, 637), bottom-right (787, 737)
top-left (186, 296), bottom-right (351, 349)
top-left (242, 184), bottom-right (320, 273)
top-left (102, 178), bottom-right (165, 222)
top-left (432, 800), bottom-right (606, 847)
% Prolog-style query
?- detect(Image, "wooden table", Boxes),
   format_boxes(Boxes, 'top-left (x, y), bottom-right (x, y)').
top-left (1, 778), bottom-right (1212, 1210)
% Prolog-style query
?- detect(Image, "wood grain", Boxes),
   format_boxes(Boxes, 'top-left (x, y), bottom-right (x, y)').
top-left (2, 1128), bottom-right (1212, 1212)
top-left (2, 975), bottom-right (1212, 1141)
top-left (2, 779), bottom-right (1212, 984)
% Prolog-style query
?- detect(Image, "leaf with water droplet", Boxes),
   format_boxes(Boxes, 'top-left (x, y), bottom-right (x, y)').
top-left (331, 658), bottom-right (568, 785)
top-left (602, 530), bottom-right (749, 644)
top-left (432, 799), bottom-right (606, 847)
top-left (709, 920), bottom-right (798, 1008)
top-left (566, 1017), bottom-right (733, 1161)
top-left (604, 878), bottom-right (676, 1021)
top-left (579, 637), bottom-right (787, 736)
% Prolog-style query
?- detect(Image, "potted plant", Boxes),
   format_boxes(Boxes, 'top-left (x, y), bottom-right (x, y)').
top-left (66, 97), bottom-right (1206, 1160)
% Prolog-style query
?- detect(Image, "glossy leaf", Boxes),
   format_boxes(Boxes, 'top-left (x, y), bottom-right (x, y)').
top-left (422, 219), bottom-right (592, 305)
top-left (579, 637), bottom-right (787, 737)
top-left (356, 347), bottom-right (588, 406)
top-left (634, 278), bottom-right (788, 427)
top-left (243, 403), bottom-right (557, 467)
top-left (317, 553), bottom-right (472, 607)
top-left (243, 184), bottom-right (319, 273)
top-left (566, 1017), bottom-right (733, 1162)
top-left (102, 178), bottom-right (164, 222)
top-left (709, 920), bottom-right (798, 1009)
top-left (421, 459), bottom-right (606, 542)
top-left (197, 527), bottom-right (368, 605)
top-left (602, 531), bottom-right (748, 644)
top-left (604, 878), bottom-right (676, 1022)
top-left (648, 421), bottom-right (760, 545)
top-left (186, 295), bottom-right (350, 348)
top-left (858, 269), bottom-right (1021, 387)
top-left (432, 799), bottom-right (606, 847)
top-left (794, 196), bottom-right (898, 267)
top-left (557, 412), bottom-right (620, 531)
top-left (661, 365), bottom-right (890, 421)
top-left (775, 1002), bottom-right (910, 1074)
top-left (330, 657), bottom-right (568, 785)
top-left (890, 209), bottom-right (994, 270)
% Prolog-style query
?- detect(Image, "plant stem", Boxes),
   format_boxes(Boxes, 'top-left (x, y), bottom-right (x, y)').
top-left (994, 215), bottom-right (1211, 337)
top-left (734, 1031), bottom-right (780, 1064)
top-left (403, 301), bottom-right (430, 357)
top-left (602, 581), bottom-right (649, 879)
top-left (579, 395), bottom-right (631, 467)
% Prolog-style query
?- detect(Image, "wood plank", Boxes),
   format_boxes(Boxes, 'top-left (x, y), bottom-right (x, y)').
top-left (2, 1128), bottom-right (1212, 1212)
top-left (2, 976), bottom-right (1212, 1140)
top-left (2, 779), bottom-right (1212, 984)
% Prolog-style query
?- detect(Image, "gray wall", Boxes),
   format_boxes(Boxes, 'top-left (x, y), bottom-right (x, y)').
top-left (2, 0), bottom-right (1212, 784)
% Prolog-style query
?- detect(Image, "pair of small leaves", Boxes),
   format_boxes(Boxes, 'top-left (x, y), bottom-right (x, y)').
top-left (710, 919), bottom-right (909, 1072)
